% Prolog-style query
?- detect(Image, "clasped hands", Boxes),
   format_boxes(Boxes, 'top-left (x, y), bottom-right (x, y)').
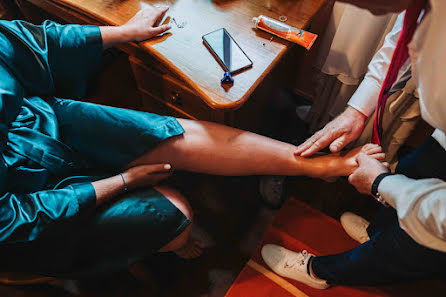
top-left (296, 106), bottom-right (390, 195)
top-left (348, 153), bottom-right (389, 195)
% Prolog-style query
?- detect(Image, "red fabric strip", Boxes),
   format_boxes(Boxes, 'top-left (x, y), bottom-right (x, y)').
top-left (372, 0), bottom-right (427, 145)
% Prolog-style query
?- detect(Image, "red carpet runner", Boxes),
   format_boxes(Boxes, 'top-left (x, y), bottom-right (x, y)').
top-left (225, 198), bottom-right (446, 297)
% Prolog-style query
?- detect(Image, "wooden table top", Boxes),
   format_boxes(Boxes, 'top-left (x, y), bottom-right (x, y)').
top-left (28, 0), bottom-right (325, 110)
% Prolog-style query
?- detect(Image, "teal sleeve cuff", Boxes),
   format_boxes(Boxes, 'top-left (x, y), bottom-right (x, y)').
top-left (83, 25), bottom-right (103, 79)
top-left (70, 182), bottom-right (96, 213)
top-left (42, 21), bottom-right (104, 98)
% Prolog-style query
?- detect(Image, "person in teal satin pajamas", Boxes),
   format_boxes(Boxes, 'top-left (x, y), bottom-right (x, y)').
top-left (0, 6), bottom-right (386, 278)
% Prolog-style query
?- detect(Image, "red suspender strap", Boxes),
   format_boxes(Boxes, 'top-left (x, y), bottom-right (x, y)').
top-left (371, 0), bottom-right (427, 145)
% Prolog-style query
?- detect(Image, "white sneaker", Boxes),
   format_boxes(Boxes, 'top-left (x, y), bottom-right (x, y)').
top-left (261, 244), bottom-right (329, 289)
top-left (340, 212), bottom-right (370, 244)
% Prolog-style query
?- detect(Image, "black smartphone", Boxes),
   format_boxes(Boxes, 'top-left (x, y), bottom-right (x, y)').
top-left (202, 28), bottom-right (253, 74)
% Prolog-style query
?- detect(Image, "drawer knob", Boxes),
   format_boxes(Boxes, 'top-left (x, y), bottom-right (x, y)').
top-left (170, 92), bottom-right (183, 106)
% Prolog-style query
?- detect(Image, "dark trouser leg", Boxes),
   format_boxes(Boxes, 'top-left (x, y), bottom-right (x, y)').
top-left (365, 207), bottom-right (397, 238)
top-left (312, 136), bottom-right (446, 285)
top-left (312, 221), bottom-right (446, 285)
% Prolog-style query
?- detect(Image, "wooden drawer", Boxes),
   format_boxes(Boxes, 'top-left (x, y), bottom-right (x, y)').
top-left (129, 56), bottom-right (224, 123)
top-left (140, 90), bottom-right (194, 120)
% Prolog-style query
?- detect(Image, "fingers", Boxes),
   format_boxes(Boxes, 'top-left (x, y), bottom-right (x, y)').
top-left (359, 144), bottom-right (385, 161)
top-left (356, 152), bottom-right (369, 165)
top-left (295, 137), bottom-right (316, 155)
top-left (295, 129), bottom-right (327, 155)
top-left (151, 24), bottom-right (172, 36)
top-left (300, 131), bottom-right (340, 157)
top-left (382, 162), bottom-right (390, 168)
top-left (122, 163), bottom-right (173, 190)
top-left (362, 143), bottom-right (382, 153)
top-left (329, 133), bottom-right (349, 153)
top-left (295, 130), bottom-right (321, 155)
top-left (296, 124), bottom-right (347, 157)
top-left (151, 171), bottom-right (172, 183)
top-left (357, 151), bottom-right (386, 163)
top-left (370, 152), bottom-right (386, 160)
top-left (144, 163), bottom-right (172, 173)
top-left (151, 6), bottom-right (169, 25)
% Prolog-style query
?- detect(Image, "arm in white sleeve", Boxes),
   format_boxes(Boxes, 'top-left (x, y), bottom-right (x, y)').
top-left (379, 175), bottom-right (446, 252)
top-left (348, 12), bottom-right (405, 117)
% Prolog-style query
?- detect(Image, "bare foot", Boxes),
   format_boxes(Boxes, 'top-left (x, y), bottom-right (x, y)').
top-left (173, 238), bottom-right (205, 259)
top-left (319, 144), bottom-right (385, 179)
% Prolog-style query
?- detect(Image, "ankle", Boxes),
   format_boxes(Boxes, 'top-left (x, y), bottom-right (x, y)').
top-left (308, 257), bottom-right (323, 281)
top-left (298, 154), bottom-right (332, 178)
top-left (323, 152), bottom-right (356, 178)
top-left (310, 155), bottom-right (342, 179)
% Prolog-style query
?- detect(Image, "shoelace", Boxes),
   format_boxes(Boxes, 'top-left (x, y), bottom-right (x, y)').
top-left (283, 250), bottom-right (309, 269)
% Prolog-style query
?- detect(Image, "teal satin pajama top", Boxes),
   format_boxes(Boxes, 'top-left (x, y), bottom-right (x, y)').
top-left (0, 17), bottom-right (114, 243)
top-left (0, 20), bottom-right (190, 277)
top-left (0, 20), bottom-right (104, 244)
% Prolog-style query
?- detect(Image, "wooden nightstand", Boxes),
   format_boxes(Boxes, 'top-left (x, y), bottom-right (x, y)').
top-left (17, 0), bottom-right (328, 129)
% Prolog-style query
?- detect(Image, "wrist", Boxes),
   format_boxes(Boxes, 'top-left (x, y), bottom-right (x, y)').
top-left (100, 25), bottom-right (135, 49)
top-left (345, 106), bottom-right (368, 123)
top-left (371, 172), bottom-right (393, 206)
top-left (119, 173), bottom-right (128, 192)
top-left (121, 171), bottom-right (135, 190)
top-left (115, 25), bottom-right (135, 43)
top-left (371, 172), bottom-right (392, 195)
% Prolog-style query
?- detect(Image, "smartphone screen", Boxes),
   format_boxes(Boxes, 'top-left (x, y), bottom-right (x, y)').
top-left (203, 28), bottom-right (253, 74)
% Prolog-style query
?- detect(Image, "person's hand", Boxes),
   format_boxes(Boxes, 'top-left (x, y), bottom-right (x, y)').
top-left (120, 6), bottom-right (171, 42)
top-left (348, 153), bottom-right (389, 195)
top-left (295, 106), bottom-right (368, 157)
top-left (123, 163), bottom-right (173, 190)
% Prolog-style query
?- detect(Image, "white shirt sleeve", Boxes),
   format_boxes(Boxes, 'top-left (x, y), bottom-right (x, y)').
top-left (347, 13), bottom-right (405, 117)
top-left (379, 175), bottom-right (446, 252)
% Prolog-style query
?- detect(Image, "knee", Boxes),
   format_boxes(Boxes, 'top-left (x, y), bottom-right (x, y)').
top-left (154, 186), bottom-right (193, 222)
top-left (174, 119), bottom-right (212, 145)
top-left (155, 186), bottom-right (193, 252)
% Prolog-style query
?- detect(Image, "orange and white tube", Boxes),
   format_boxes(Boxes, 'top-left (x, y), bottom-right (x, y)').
top-left (253, 15), bottom-right (317, 50)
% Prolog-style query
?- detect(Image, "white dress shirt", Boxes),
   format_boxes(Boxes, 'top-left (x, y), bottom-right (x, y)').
top-left (348, 12), bottom-right (411, 117)
top-left (347, 1), bottom-right (446, 253)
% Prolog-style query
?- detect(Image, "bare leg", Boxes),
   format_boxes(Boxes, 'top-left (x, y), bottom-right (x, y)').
top-left (126, 119), bottom-right (383, 180)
